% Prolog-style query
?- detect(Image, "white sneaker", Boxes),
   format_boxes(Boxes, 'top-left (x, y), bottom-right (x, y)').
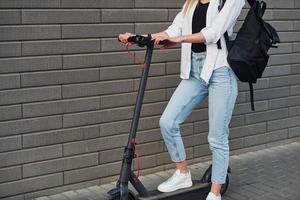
top-left (157, 169), bottom-right (193, 193)
top-left (206, 192), bottom-right (222, 200)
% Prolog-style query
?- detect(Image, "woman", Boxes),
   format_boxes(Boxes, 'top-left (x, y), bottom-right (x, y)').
top-left (119, 0), bottom-right (245, 199)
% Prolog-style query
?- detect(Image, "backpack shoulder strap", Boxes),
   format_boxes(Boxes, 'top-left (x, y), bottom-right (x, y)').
top-left (247, 0), bottom-right (255, 7)
top-left (217, 0), bottom-right (225, 49)
top-left (249, 82), bottom-right (255, 111)
top-left (217, 0), bottom-right (256, 49)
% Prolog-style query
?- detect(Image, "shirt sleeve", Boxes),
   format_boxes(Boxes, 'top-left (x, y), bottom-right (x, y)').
top-left (164, 9), bottom-right (184, 38)
top-left (200, 0), bottom-right (245, 45)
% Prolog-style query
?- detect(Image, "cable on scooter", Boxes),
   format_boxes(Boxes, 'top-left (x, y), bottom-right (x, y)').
top-left (125, 45), bottom-right (146, 69)
top-left (118, 34), bottom-right (167, 69)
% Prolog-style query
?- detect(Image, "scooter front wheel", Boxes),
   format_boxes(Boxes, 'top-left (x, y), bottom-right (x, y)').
top-left (125, 192), bottom-right (137, 200)
top-left (109, 189), bottom-right (137, 200)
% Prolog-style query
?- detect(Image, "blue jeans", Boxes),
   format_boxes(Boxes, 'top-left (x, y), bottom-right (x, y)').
top-left (159, 51), bottom-right (238, 184)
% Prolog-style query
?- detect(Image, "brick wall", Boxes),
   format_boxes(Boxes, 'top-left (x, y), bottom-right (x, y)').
top-left (0, 0), bottom-right (300, 199)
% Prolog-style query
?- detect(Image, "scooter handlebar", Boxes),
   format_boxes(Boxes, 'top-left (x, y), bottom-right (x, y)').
top-left (118, 35), bottom-right (167, 47)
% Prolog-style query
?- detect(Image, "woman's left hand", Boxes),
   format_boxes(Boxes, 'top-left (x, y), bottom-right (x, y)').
top-left (160, 36), bottom-right (185, 49)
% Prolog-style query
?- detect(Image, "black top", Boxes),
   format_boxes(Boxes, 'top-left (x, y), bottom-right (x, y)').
top-left (192, 0), bottom-right (209, 53)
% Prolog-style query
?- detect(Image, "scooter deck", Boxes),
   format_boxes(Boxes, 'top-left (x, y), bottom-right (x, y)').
top-left (138, 180), bottom-right (210, 200)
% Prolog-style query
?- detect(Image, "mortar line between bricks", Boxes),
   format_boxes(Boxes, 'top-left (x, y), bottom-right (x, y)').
top-left (20, 7), bottom-right (22, 25)
top-left (293, 0), bottom-right (296, 8)
top-left (60, 22), bottom-right (62, 40)
top-left (21, 130), bottom-right (24, 153)
top-left (4, 47), bottom-right (295, 61)
top-left (99, 8), bottom-right (102, 24)
top-left (99, 95), bottom-right (101, 110)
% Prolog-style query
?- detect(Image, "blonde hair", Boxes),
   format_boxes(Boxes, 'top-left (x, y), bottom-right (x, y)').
top-left (183, 0), bottom-right (199, 16)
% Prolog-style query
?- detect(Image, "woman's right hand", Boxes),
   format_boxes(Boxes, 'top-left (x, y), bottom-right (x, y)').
top-left (118, 32), bottom-right (135, 45)
top-left (152, 33), bottom-right (170, 45)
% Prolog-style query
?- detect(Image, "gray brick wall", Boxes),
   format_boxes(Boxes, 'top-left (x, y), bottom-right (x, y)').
top-left (0, 0), bottom-right (299, 199)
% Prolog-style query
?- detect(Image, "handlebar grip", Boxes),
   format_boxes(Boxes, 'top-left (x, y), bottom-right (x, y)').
top-left (117, 35), bottom-right (168, 46)
top-left (117, 36), bottom-right (134, 43)
top-left (127, 36), bottom-right (136, 43)
top-left (117, 36), bottom-right (135, 44)
top-left (158, 39), bottom-right (168, 45)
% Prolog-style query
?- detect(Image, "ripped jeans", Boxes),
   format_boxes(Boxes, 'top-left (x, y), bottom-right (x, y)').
top-left (159, 51), bottom-right (238, 184)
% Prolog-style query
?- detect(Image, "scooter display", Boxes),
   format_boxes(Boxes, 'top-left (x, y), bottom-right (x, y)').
top-left (108, 34), bottom-right (231, 200)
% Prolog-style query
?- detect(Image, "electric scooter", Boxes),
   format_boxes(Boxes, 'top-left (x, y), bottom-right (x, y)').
top-left (108, 34), bottom-right (231, 200)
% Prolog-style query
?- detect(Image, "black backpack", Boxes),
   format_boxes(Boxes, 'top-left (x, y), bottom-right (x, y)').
top-left (217, 0), bottom-right (280, 111)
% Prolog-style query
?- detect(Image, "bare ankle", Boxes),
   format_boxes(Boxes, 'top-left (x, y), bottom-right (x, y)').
top-left (174, 160), bottom-right (188, 173)
top-left (210, 182), bottom-right (222, 196)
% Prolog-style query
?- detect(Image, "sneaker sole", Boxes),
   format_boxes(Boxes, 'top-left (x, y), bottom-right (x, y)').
top-left (157, 181), bottom-right (193, 193)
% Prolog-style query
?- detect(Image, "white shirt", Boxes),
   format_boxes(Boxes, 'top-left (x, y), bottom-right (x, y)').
top-left (164, 0), bottom-right (245, 86)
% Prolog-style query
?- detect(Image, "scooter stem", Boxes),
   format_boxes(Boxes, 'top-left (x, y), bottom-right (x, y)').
top-left (118, 42), bottom-right (154, 200)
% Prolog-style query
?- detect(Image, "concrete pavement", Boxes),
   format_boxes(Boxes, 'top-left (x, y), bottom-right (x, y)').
top-left (35, 142), bottom-right (300, 200)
